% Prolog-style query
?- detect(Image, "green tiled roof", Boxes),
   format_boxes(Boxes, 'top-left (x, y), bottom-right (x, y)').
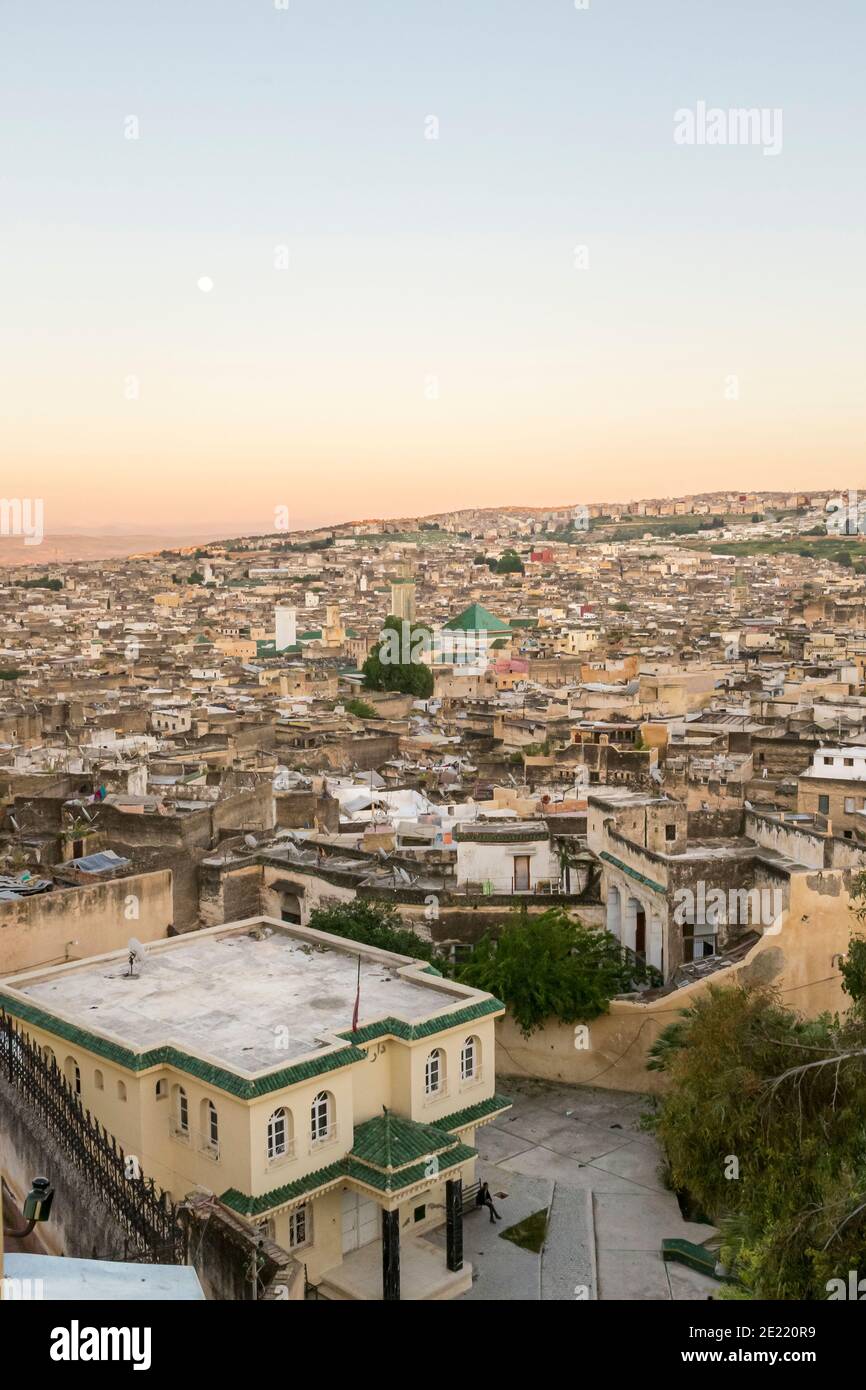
top-left (345, 1144), bottom-right (475, 1194)
top-left (336, 996), bottom-right (505, 1046)
top-left (443, 603), bottom-right (510, 633)
top-left (0, 992), bottom-right (366, 1100)
top-left (599, 851), bottom-right (666, 896)
top-left (220, 1160), bottom-right (347, 1217)
top-left (350, 1111), bottom-right (457, 1170)
top-left (436, 1093), bottom-right (512, 1132)
top-left (0, 993), bottom-right (504, 1100)
top-left (219, 1132), bottom-right (477, 1216)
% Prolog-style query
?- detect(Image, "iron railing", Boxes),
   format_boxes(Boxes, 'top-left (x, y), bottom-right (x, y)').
top-left (0, 1010), bottom-right (184, 1264)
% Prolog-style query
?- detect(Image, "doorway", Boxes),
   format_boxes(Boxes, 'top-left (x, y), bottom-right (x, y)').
top-left (341, 1189), bottom-right (379, 1254)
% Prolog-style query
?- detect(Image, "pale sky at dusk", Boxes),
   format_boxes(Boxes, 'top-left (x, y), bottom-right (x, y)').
top-left (2, 0), bottom-right (864, 535)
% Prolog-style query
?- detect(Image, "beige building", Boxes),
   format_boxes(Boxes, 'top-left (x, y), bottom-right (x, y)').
top-left (0, 918), bottom-right (509, 1301)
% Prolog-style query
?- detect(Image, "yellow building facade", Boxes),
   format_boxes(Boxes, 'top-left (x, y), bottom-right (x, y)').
top-left (0, 919), bottom-right (510, 1300)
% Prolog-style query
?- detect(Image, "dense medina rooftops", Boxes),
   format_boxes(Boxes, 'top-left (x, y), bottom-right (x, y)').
top-left (5, 921), bottom-right (498, 1078)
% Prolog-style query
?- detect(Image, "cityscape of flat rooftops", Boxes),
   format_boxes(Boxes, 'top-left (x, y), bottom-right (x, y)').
top-left (11, 924), bottom-right (465, 1074)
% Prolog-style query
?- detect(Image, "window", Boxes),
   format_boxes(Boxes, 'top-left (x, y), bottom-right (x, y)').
top-left (460, 1036), bottom-right (480, 1084)
top-left (173, 1085), bottom-right (189, 1136)
top-left (845, 797), bottom-right (855, 814)
top-left (818, 795), bottom-right (830, 814)
top-left (65, 1056), bottom-right (81, 1095)
top-left (94, 1069), bottom-right (104, 1090)
top-left (425, 1048), bottom-right (445, 1097)
top-left (288, 1205), bottom-right (311, 1249)
top-left (155, 1079), bottom-right (167, 1100)
top-left (310, 1092), bottom-right (333, 1145)
top-left (413, 1205), bottom-right (427, 1223)
top-left (844, 758), bottom-right (854, 767)
top-left (203, 1100), bottom-right (219, 1151)
top-left (665, 824), bottom-right (677, 841)
top-left (267, 1107), bottom-right (292, 1161)
top-left (44, 1047), bottom-right (56, 1069)
top-left (117, 1080), bottom-right (127, 1102)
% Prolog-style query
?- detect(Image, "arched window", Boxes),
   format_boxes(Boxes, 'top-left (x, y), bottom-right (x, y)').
top-left (94, 1068), bottom-right (104, 1090)
top-left (155, 1079), bottom-right (167, 1100)
top-left (64, 1056), bottom-right (81, 1095)
top-left (425, 1048), bottom-right (445, 1097)
top-left (310, 1091), bottom-right (334, 1145)
top-left (44, 1047), bottom-right (56, 1069)
top-left (117, 1080), bottom-right (127, 1102)
top-left (268, 1106), bottom-right (293, 1161)
top-left (173, 1085), bottom-right (189, 1136)
top-left (202, 1099), bottom-right (219, 1153)
top-left (460, 1036), bottom-right (480, 1084)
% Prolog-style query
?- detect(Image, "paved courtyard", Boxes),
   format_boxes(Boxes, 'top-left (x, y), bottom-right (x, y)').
top-left (429, 1076), bottom-right (719, 1301)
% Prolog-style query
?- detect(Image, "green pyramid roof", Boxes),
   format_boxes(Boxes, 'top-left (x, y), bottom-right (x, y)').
top-left (350, 1110), bottom-right (459, 1171)
top-left (443, 602), bottom-right (511, 633)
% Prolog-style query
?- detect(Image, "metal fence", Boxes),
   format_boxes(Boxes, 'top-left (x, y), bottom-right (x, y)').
top-left (0, 1010), bottom-right (184, 1265)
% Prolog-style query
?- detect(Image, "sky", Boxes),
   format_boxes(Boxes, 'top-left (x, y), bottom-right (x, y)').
top-left (1, 0), bottom-right (864, 535)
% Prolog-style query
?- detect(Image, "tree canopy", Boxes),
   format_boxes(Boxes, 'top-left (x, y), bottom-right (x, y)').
top-left (647, 938), bottom-right (866, 1299)
top-left (361, 616), bottom-right (433, 697)
top-left (455, 908), bottom-right (661, 1035)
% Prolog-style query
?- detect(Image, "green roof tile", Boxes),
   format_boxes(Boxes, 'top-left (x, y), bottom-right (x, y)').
top-left (336, 996), bottom-right (505, 1046)
top-left (443, 602), bottom-right (510, 633)
top-left (436, 1093), bottom-right (512, 1132)
top-left (0, 993), bottom-right (366, 1100)
top-left (350, 1111), bottom-right (458, 1171)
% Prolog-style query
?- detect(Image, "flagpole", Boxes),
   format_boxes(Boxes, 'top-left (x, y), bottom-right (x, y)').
top-left (352, 954), bottom-right (361, 1032)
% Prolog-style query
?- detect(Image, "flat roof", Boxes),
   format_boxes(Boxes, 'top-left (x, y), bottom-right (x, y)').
top-left (10, 922), bottom-right (475, 1075)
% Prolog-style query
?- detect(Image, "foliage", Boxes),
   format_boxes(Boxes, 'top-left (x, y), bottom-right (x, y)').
top-left (307, 901), bottom-right (437, 964)
top-left (361, 616), bottom-right (434, 697)
top-left (455, 908), bottom-right (661, 1036)
top-left (0, 669), bottom-right (23, 680)
top-left (16, 576), bottom-right (62, 591)
top-left (647, 961), bottom-right (866, 1300)
top-left (344, 697), bottom-right (379, 720)
top-left (496, 548), bottom-right (524, 574)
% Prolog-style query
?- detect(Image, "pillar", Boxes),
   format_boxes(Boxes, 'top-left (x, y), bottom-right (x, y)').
top-left (446, 1178), bottom-right (463, 1272)
top-left (382, 1208), bottom-right (400, 1301)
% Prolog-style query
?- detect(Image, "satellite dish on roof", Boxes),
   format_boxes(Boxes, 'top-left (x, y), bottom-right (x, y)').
top-left (244, 834), bottom-right (258, 849)
top-left (125, 937), bottom-right (146, 978)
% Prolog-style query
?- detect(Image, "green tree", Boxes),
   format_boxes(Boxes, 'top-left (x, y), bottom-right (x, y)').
top-left (344, 697), bottom-right (378, 720)
top-left (647, 956), bottom-right (866, 1300)
top-left (307, 901), bottom-right (437, 964)
top-left (496, 548), bottom-right (524, 574)
top-left (456, 908), bottom-right (660, 1035)
top-left (362, 616), bottom-right (433, 698)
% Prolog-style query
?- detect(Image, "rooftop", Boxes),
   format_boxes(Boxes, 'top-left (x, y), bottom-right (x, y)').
top-left (7, 921), bottom-right (485, 1076)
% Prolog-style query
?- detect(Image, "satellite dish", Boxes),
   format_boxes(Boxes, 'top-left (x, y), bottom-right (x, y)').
top-left (244, 834), bottom-right (258, 849)
top-left (125, 937), bottom-right (146, 978)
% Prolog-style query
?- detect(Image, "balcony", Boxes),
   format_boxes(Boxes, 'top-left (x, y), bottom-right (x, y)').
top-left (454, 876), bottom-right (562, 896)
